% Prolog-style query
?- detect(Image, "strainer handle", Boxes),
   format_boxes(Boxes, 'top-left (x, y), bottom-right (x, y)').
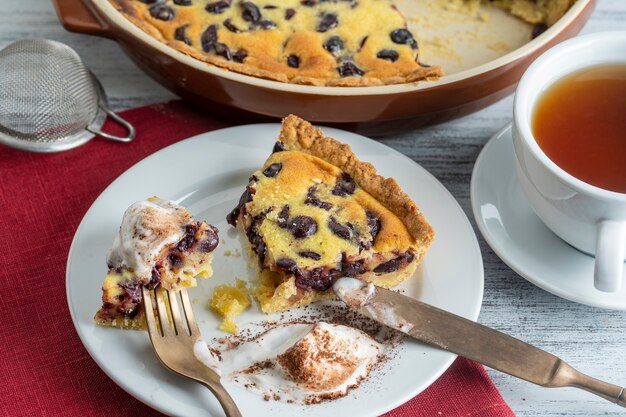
top-left (87, 105), bottom-right (136, 143)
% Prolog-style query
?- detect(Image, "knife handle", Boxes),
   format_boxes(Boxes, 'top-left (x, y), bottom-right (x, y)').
top-left (551, 361), bottom-right (626, 407)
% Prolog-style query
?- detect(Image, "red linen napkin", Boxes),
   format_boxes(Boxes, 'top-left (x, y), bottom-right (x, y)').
top-left (0, 100), bottom-right (514, 417)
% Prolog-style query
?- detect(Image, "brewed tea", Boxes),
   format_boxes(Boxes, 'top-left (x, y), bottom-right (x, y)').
top-left (532, 65), bottom-right (626, 193)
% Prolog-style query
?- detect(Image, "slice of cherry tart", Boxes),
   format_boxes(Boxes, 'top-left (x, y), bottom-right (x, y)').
top-left (95, 198), bottom-right (219, 329)
top-left (227, 115), bottom-right (433, 313)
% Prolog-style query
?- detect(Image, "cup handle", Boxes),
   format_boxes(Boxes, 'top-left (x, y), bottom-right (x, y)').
top-left (594, 220), bottom-right (626, 292)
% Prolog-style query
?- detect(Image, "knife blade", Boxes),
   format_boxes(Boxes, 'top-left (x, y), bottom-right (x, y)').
top-left (333, 278), bottom-right (626, 407)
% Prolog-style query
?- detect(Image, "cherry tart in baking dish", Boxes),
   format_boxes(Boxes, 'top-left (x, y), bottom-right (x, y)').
top-left (109, 0), bottom-right (441, 86)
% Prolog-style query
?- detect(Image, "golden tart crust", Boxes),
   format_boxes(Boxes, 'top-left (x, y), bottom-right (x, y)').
top-left (227, 115), bottom-right (433, 313)
top-left (109, 0), bottom-right (441, 86)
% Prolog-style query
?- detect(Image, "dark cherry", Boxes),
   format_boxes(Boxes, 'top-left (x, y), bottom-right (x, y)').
top-left (119, 280), bottom-right (142, 304)
top-left (277, 205), bottom-right (290, 228)
top-left (532, 22), bottom-right (548, 39)
top-left (366, 211), bottom-right (380, 241)
top-left (317, 12), bottom-right (338, 32)
top-left (287, 55), bottom-right (300, 68)
top-left (276, 258), bottom-right (299, 275)
top-left (148, 267), bottom-right (162, 289)
top-left (340, 254), bottom-right (366, 276)
top-left (301, 0), bottom-right (317, 5)
top-left (199, 225), bottom-right (219, 252)
top-left (223, 18), bottom-right (241, 33)
top-left (373, 257), bottom-right (401, 273)
top-left (373, 252), bottom-right (415, 273)
top-left (201, 24), bottom-right (218, 49)
top-left (272, 141), bottom-right (286, 153)
top-left (241, 1), bottom-right (261, 22)
top-left (256, 19), bottom-right (277, 29)
top-left (343, 261), bottom-right (366, 277)
top-left (213, 43), bottom-right (232, 60)
top-left (255, 239), bottom-right (267, 264)
top-left (201, 25), bottom-right (232, 60)
top-left (263, 162), bottom-right (282, 177)
top-left (377, 49), bottom-right (399, 62)
top-left (168, 253), bottom-right (183, 269)
top-left (149, 4), bottom-right (175, 21)
top-left (246, 223), bottom-right (266, 265)
top-left (226, 187), bottom-right (253, 226)
top-left (295, 267), bottom-right (334, 291)
top-left (240, 188), bottom-right (254, 205)
top-left (205, 0), bottom-right (231, 14)
top-left (173, 0), bottom-right (192, 5)
top-left (328, 217), bottom-right (351, 240)
top-left (264, 4), bottom-right (277, 9)
top-left (174, 25), bottom-right (192, 45)
top-left (232, 49), bottom-right (248, 63)
top-left (175, 224), bottom-right (198, 252)
top-left (323, 36), bottom-right (344, 55)
top-left (305, 186), bottom-right (332, 210)
top-left (390, 28), bottom-right (417, 49)
top-left (332, 172), bottom-right (356, 196)
top-left (288, 216), bottom-right (318, 239)
top-left (337, 61), bottom-right (364, 77)
top-left (299, 251), bottom-right (322, 260)
top-left (285, 8), bottom-right (296, 19)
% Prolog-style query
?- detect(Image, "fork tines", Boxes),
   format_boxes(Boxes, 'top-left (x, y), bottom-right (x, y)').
top-left (142, 286), bottom-right (200, 338)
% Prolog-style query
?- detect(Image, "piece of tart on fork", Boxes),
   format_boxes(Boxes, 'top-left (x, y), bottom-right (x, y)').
top-left (95, 198), bottom-right (219, 329)
top-left (227, 115), bottom-right (433, 313)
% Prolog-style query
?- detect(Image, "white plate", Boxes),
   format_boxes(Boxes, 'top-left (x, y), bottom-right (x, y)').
top-left (471, 124), bottom-right (626, 310)
top-left (67, 124), bottom-right (484, 417)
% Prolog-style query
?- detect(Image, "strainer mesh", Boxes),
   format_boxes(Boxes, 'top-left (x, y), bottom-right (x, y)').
top-left (0, 39), bottom-right (99, 142)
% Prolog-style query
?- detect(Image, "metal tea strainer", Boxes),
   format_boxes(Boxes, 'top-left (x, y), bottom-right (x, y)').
top-left (0, 39), bottom-right (135, 152)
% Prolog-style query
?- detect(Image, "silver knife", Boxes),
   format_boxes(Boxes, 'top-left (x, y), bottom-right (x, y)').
top-left (333, 278), bottom-right (626, 407)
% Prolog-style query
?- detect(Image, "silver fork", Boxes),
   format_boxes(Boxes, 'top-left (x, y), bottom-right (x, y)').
top-left (142, 286), bottom-right (242, 417)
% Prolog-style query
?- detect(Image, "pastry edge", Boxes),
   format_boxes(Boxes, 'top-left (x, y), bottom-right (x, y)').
top-left (277, 115), bottom-right (434, 252)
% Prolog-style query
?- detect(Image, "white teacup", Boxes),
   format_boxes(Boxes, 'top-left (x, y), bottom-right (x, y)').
top-left (513, 31), bottom-right (626, 293)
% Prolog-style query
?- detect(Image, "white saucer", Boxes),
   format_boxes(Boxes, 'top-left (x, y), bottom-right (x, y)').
top-left (471, 124), bottom-right (626, 310)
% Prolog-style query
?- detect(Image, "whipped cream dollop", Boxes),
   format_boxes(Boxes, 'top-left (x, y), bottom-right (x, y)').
top-left (216, 322), bottom-right (384, 404)
top-left (107, 199), bottom-right (192, 280)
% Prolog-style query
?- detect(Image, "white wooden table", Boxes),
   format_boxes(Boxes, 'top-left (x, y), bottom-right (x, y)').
top-left (3, 1), bottom-right (625, 416)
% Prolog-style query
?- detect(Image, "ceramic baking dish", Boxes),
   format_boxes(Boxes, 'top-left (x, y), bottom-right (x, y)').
top-left (53, 0), bottom-right (594, 135)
